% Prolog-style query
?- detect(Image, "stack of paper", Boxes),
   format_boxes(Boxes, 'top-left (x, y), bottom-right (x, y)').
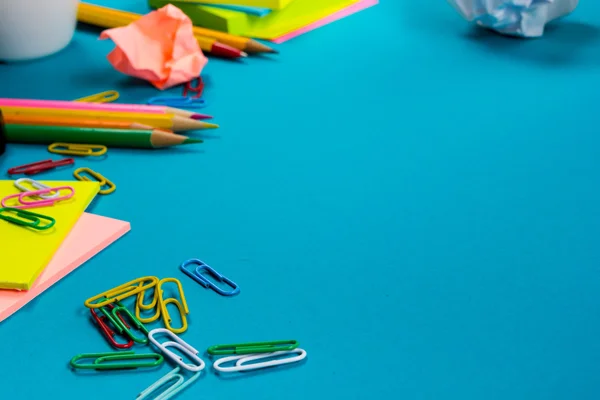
top-left (0, 180), bottom-right (130, 322)
top-left (149, 0), bottom-right (378, 41)
top-left (0, 213), bottom-right (130, 323)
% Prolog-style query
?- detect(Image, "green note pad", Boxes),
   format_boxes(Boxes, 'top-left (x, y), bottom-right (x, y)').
top-left (151, 0), bottom-right (360, 39)
top-left (149, 0), bottom-right (251, 34)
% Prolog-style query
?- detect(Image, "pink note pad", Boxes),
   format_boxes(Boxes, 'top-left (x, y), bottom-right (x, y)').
top-left (271, 0), bottom-right (379, 44)
top-left (0, 213), bottom-right (130, 323)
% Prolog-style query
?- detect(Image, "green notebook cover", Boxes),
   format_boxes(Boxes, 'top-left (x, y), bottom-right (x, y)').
top-left (149, 0), bottom-right (251, 34)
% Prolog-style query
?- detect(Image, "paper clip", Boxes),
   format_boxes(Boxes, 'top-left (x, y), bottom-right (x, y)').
top-left (111, 305), bottom-right (150, 344)
top-left (136, 285), bottom-right (161, 324)
top-left (8, 158), bottom-right (74, 176)
top-left (84, 276), bottom-right (159, 308)
top-left (0, 207), bottom-right (55, 230)
top-left (90, 305), bottom-right (133, 349)
top-left (48, 143), bottom-right (107, 157)
top-left (146, 95), bottom-right (207, 108)
top-left (182, 77), bottom-right (204, 98)
top-left (148, 328), bottom-right (205, 372)
top-left (14, 178), bottom-right (59, 200)
top-left (213, 349), bottom-right (307, 373)
top-left (73, 167), bottom-right (115, 195)
top-left (208, 340), bottom-right (299, 356)
top-left (158, 278), bottom-right (189, 334)
top-left (180, 259), bottom-right (240, 296)
top-left (74, 90), bottom-right (120, 103)
top-left (137, 367), bottom-right (201, 400)
top-left (70, 351), bottom-right (163, 370)
top-left (1, 186), bottom-right (74, 209)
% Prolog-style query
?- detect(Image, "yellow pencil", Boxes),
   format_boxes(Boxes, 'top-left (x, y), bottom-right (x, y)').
top-left (0, 107), bottom-right (218, 132)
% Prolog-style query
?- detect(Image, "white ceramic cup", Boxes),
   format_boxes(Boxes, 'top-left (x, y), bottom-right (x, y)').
top-left (0, 0), bottom-right (79, 62)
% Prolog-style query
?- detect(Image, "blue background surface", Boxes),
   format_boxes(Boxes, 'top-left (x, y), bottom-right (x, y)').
top-left (1, 1), bottom-right (600, 399)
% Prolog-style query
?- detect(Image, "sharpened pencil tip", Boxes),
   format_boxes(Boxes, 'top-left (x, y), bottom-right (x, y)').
top-left (245, 40), bottom-right (278, 54)
top-left (203, 122), bottom-right (219, 129)
top-left (191, 114), bottom-right (213, 120)
top-left (241, 52), bottom-right (248, 58)
top-left (183, 138), bottom-right (204, 145)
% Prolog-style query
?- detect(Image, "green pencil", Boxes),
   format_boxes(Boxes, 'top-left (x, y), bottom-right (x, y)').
top-left (3, 124), bottom-right (202, 149)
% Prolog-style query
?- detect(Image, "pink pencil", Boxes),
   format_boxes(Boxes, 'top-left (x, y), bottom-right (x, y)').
top-left (0, 98), bottom-right (212, 120)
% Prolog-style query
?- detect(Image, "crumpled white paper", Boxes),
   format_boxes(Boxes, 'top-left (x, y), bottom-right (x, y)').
top-left (447, 0), bottom-right (579, 37)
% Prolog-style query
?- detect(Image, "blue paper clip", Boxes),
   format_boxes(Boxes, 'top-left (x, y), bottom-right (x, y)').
top-left (179, 259), bottom-right (239, 296)
top-left (146, 96), bottom-right (207, 109)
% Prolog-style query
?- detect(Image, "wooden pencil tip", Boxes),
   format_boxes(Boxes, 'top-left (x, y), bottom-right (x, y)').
top-left (245, 40), bottom-right (279, 54)
top-left (172, 116), bottom-right (214, 132)
top-left (241, 52), bottom-right (249, 58)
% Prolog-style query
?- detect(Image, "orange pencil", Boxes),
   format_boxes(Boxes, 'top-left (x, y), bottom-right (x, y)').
top-left (0, 106), bottom-right (217, 132)
top-left (4, 115), bottom-right (164, 131)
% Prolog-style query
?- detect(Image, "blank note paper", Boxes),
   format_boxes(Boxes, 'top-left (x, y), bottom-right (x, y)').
top-left (271, 0), bottom-right (379, 43)
top-left (0, 213), bottom-right (130, 323)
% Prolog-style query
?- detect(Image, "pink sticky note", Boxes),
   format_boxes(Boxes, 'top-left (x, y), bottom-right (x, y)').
top-left (271, 0), bottom-right (379, 44)
top-left (0, 213), bottom-right (130, 323)
top-left (100, 4), bottom-right (208, 90)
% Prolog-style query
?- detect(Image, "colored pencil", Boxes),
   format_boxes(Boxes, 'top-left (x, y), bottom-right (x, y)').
top-left (5, 115), bottom-right (158, 131)
top-left (0, 111), bottom-right (6, 156)
top-left (80, 2), bottom-right (276, 54)
top-left (0, 107), bottom-right (218, 132)
top-left (77, 5), bottom-right (247, 59)
top-left (4, 124), bottom-right (202, 149)
top-left (0, 98), bottom-right (211, 120)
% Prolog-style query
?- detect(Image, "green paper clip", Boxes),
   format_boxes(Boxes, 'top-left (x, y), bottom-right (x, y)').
top-left (111, 305), bottom-right (150, 344)
top-left (0, 207), bottom-right (55, 230)
top-left (207, 340), bottom-right (299, 355)
top-left (70, 351), bottom-right (163, 370)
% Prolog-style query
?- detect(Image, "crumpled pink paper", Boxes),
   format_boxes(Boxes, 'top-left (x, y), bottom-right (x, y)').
top-left (100, 5), bottom-right (208, 90)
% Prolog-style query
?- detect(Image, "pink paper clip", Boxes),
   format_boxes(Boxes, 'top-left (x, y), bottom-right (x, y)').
top-left (7, 158), bottom-right (75, 176)
top-left (1, 186), bottom-right (74, 209)
top-left (182, 77), bottom-right (204, 99)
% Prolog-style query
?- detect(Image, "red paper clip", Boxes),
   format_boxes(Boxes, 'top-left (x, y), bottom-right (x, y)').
top-left (90, 306), bottom-right (134, 349)
top-left (8, 158), bottom-right (74, 176)
top-left (183, 77), bottom-right (204, 99)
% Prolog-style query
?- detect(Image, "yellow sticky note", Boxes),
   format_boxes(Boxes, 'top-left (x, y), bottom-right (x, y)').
top-left (0, 180), bottom-right (99, 290)
top-left (244, 0), bottom-right (360, 39)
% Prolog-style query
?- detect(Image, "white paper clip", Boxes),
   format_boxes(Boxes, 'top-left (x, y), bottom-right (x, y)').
top-left (148, 328), bottom-right (205, 372)
top-left (136, 367), bottom-right (201, 400)
top-left (14, 178), bottom-right (60, 199)
top-left (213, 348), bottom-right (307, 373)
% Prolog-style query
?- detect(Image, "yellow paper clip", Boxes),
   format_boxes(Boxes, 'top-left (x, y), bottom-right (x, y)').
top-left (74, 167), bottom-right (115, 195)
top-left (48, 143), bottom-right (107, 157)
top-left (136, 284), bottom-right (161, 324)
top-left (74, 90), bottom-right (120, 103)
top-left (85, 276), bottom-right (159, 309)
top-left (158, 278), bottom-right (189, 334)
